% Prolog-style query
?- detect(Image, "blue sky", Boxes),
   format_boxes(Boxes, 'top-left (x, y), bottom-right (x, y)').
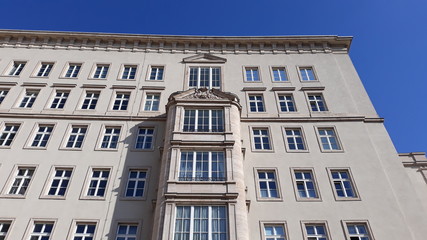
top-left (0, 0), bottom-right (425, 153)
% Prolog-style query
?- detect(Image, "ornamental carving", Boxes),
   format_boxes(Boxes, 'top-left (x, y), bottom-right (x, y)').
top-left (182, 89), bottom-right (222, 100)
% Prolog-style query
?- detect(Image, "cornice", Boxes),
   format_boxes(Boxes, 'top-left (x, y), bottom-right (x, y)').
top-left (0, 29), bottom-right (352, 54)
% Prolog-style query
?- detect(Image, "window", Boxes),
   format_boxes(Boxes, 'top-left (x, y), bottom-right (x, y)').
top-left (135, 127), bottom-right (154, 150)
top-left (100, 127), bottom-right (121, 149)
top-left (92, 64), bottom-right (109, 79)
top-left (19, 89), bottom-right (39, 108)
top-left (0, 124), bottom-right (20, 147)
top-left (65, 126), bottom-right (88, 149)
top-left (345, 222), bottom-right (373, 240)
top-left (299, 67), bottom-right (317, 81)
top-left (278, 94), bottom-right (296, 112)
top-left (125, 170), bottom-right (147, 197)
top-left (143, 93), bottom-right (160, 111)
top-left (183, 109), bottom-right (224, 132)
top-left (50, 90), bottom-right (69, 109)
top-left (263, 224), bottom-right (286, 240)
top-left (64, 63), bottom-right (81, 78)
top-left (330, 169), bottom-right (358, 199)
top-left (47, 168), bottom-right (72, 196)
top-left (245, 67), bottom-right (260, 82)
top-left (304, 223), bottom-right (329, 240)
top-left (86, 169), bottom-right (110, 197)
top-left (179, 151), bottom-right (225, 181)
top-left (81, 91), bottom-right (100, 110)
top-left (112, 92), bottom-right (130, 111)
top-left (149, 66), bottom-right (164, 80)
top-left (317, 128), bottom-right (342, 151)
top-left (272, 67), bottom-right (288, 82)
top-left (72, 223), bottom-right (96, 240)
top-left (257, 171), bottom-right (279, 198)
top-left (0, 221), bottom-right (12, 240)
top-left (30, 125), bottom-right (54, 148)
top-left (189, 66), bottom-right (221, 88)
top-left (248, 95), bottom-right (265, 112)
top-left (284, 128), bottom-right (306, 151)
top-left (0, 89), bottom-right (9, 104)
top-left (293, 170), bottom-right (319, 200)
top-left (174, 206), bottom-right (227, 240)
top-left (8, 167), bottom-right (35, 195)
top-left (116, 224), bottom-right (138, 240)
top-left (308, 94), bottom-right (327, 112)
top-left (121, 65), bottom-right (137, 80)
top-left (36, 63), bottom-right (54, 77)
top-left (29, 222), bottom-right (54, 240)
top-left (252, 128), bottom-right (271, 150)
top-left (8, 61), bottom-right (26, 76)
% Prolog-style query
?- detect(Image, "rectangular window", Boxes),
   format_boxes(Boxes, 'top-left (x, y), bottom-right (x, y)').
top-left (112, 92), bottom-right (130, 111)
top-left (183, 109), bottom-right (224, 132)
top-left (308, 94), bottom-right (327, 112)
top-left (330, 170), bottom-right (357, 199)
top-left (135, 127), bottom-right (154, 150)
top-left (36, 63), bottom-right (54, 77)
top-left (272, 67), bottom-right (288, 82)
top-left (72, 223), bottom-right (96, 240)
top-left (179, 151), bottom-right (225, 181)
top-left (252, 128), bottom-right (271, 150)
top-left (31, 125), bottom-right (54, 148)
top-left (0, 89), bottom-right (9, 104)
top-left (29, 222), bottom-right (54, 240)
top-left (86, 169), bottom-right (110, 197)
top-left (263, 224), bottom-right (287, 240)
top-left (245, 67), bottom-right (260, 81)
top-left (345, 223), bottom-right (372, 240)
top-left (121, 65), bottom-right (137, 80)
top-left (8, 167), bottom-right (35, 195)
top-left (8, 61), bottom-right (26, 76)
top-left (317, 128), bottom-right (342, 151)
top-left (293, 170), bottom-right (319, 199)
top-left (249, 95), bottom-right (265, 112)
top-left (189, 67), bottom-right (221, 89)
top-left (116, 224), bottom-right (138, 240)
top-left (81, 91), bottom-right (100, 110)
top-left (304, 223), bottom-right (329, 240)
top-left (299, 67), bottom-right (317, 81)
top-left (0, 124), bottom-right (20, 147)
top-left (0, 221), bottom-right (12, 239)
top-left (66, 126), bottom-right (88, 149)
top-left (47, 168), bottom-right (72, 196)
top-left (278, 94), bottom-right (296, 112)
top-left (100, 127), bottom-right (121, 149)
top-left (93, 64), bottom-right (109, 79)
top-left (50, 90), bottom-right (69, 109)
top-left (19, 89), bottom-right (39, 108)
top-left (143, 93), bottom-right (160, 111)
top-left (257, 171), bottom-right (279, 198)
top-left (125, 170), bottom-right (147, 197)
top-left (284, 128), bottom-right (306, 151)
top-left (65, 64), bottom-right (81, 78)
top-left (174, 206), bottom-right (227, 240)
top-left (149, 66), bottom-right (164, 80)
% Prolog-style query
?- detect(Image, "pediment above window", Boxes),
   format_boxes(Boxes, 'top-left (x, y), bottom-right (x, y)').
top-left (169, 88), bottom-right (239, 103)
top-left (182, 54), bottom-right (227, 63)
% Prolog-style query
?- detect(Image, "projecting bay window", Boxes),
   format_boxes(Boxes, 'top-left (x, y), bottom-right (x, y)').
top-left (183, 109), bottom-right (224, 132)
top-left (189, 67), bottom-right (221, 89)
top-left (179, 151), bottom-right (225, 181)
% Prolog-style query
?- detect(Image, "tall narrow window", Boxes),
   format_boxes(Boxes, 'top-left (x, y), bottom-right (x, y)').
top-left (330, 170), bottom-right (357, 199)
top-left (86, 169), bottom-right (110, 197)
top-left (8, 167), bottom-right (35, 195)
top-left (293, 170), bottom-right (319, 199)
top-left (257, 171), bottom-right (279, 198)
top-left (0, 221), bottom-right (12, 239)
top-left (93, 64), bottom-right (109, 79)
top-left (143, 93), bottom-right (160, 111)
top-left (135, 127), bottom-right (154, 150)
top-left (0, 124), bottom-right (20, 147)
top-left (189, 67), bottom-right (221, 89)
top-left (112, 92), bottom-right (130, 111)
top-left (252, 128), bottom-right (271, 150)
top-left (100, 127), bottom-right (121, 149)
top-left (245, 67), bottom-right (260, 81)
top-left (0, 89), bottom-right (9, 104)
top-left (121, 65), bottom-right (137, 80)
top-left (278, 94), bottom-right (296, 112)
top-left (50, 90), bottom-right (69, 109)
top-left (47, 168), bottom-right (72, 196)
top-left (304, 224), bottom-right (329, 240)
top-left (183, 109), bottom-right (224, 132)
top-left (8, 61), bottom-right (26, 76)
top-left (179, 151), bottom-right (225, 181)
top-left (36, 63), bottom-right (54, 77)
top-left (116, 224), bottom-right (138, 240)
top-left (149, 66), bottom-right (164, 80)
top-left (308, 94), bottom-right (327, 112)
top-left (66, 126), bottom-right (88, 149)
top-left (299, 67), bottom-right (317, 81)
top-left (125, 170), bottom-right (147, 197)
top-left (317, 128), bottom-right (342, 151)
top-left (284, 128), bottom-right (306, 151)
top-left (65, 64), bottom-right (81, 78)
top-left (81, 91), bottom-right (100, 110)
top-left (31, 125), bottom-right (54, 148)
top-left (19, 89), bottom-right (39, 108)
top-left (248, 95), bottom-right (265, 112)
top-left (263, 224), bottom-right (287, 240)
top-left (72, 223), bottom-right (96, 240)
top-left (345, 223), bottom-right (372, 240)
top-left (272, 67), bottom-right (288, 81)
top-left (174, 206), bottom-right (227, 240)
top-left (29, 222), bottom-right (54, 240)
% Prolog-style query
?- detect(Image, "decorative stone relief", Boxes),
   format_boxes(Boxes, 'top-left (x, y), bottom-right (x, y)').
top-left (182, 89), bottom-right (223, 100)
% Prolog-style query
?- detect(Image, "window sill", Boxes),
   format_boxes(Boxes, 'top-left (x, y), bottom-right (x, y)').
top-left (79, 196), bottom-right (107, 200)
top-left (295, 198), bottom-right (322, 202)
top-left (334, 197), bottom-right (361, 201)
top-left (39, 195), bottom-right (66, 200)
top-left (256, 197), bottom-right (283, 202)
top-left (119, 196), bottom-right (147, 201)
top-left (94, 147), bottom-right (119, 152)
top-left (0, 194), bottom-right (26, 199)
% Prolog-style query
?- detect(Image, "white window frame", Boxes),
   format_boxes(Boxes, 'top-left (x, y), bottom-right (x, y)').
top-left (254, 168), bottom-right (282, 201)
top-left (34, 62), bottom-right (54, 77)
top-left (80, 90), bottom-right (101, 110)
top-left (119, 64), bottom-right (138, 80)
top-left (327, 168), bottom-right (360, 201)
top-left (134, 127), bottom-right (155, 150)
top-left (62, 62), bottom-right (82, 78)
top-left (0, 88), bottom-right (10, 105)
top-left (342, 221), bottom-right (374, 240)
top-left (26, 220), bottom-right (56, 240)
top-left (69, 221), bottom-right (98, 240)
top-left (291, 168), bottom-right (321, 201)
top-left (90, 63), bottom-right (110, 79)
top-left (188, 66), bottom-right (222, 89)
top-left (61, 124), bottom-right (89, 150)
top-left (261, 222), bottom-right (288, 240)
top-left (147, 65), bottom-right (165, 81)
top-left (270, 66), bottom-right (289, 82)
top-left (124, 169), bottom-right (148, 199)
top-left (5, 61), bottom-right (26, 76)
top-left (42, 167), bottom-right (74, 199)
top-left (307, 93), bottom-right (328, 112)
top-left (0, 219), bottom-right (13, 240)
top-left (178, 151), bottom-right (226, 182)
top-left (27, 123), bottom-right (55, 149)
top-left (301, 221), bottom-right (331, 240)
top-left (283, 127), bottom-right (308, 152)
top-left (244, 66), bottom-right (261, 82)
top-left (115, 223), bottom-right (139, 240)
top-left (250, 127), bottom-right (273, 151)
top-left (97, 125), bottom-right (122, 150)
top-left (298, 66), bottom-right (318, 81)
top-left (143, 93), bottom-right (161, 111)
top-left (81, 167), bottom-right (112, 199)
top-left (111, 92), bottom-right (131, 111)
top-left (277, 94), bottom-right (296, 112)
top-left (49, 89), bottom-right (70, 109)
top-left (0, 122), bottom-right (21, 148)
top-left (18, 89), bottom-right (40, 108)
top-left (315, 126), bottom-right (343, 152)
top-left (3, 165), bottom-right (37, 197)
top-left (182, 109), bottom-right (225, 132)
top-left (248, 94), bottom-right (266, 113)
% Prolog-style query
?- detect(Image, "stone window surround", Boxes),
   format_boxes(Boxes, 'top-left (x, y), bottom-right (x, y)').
top-left (253, 167), bottom-right (283, 202)
top-left (40, 165), bottom-right (75, 200)
top-left (290, 167), bottom-right (322, 202)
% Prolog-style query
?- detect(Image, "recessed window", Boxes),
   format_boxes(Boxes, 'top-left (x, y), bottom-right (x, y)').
top-left (299, 67), bottom-right (317, 81)
top-left (308, 94), bottom-right (327, 112)
top-left (179, 151), bottom-right (225, 181)
top-left (293, 170), bottom-right (320, 200)
top-left (272, 67), bottom-right (288, 82)
top-left (81, 91), bottom-right (100, 110)
top-left (8, 61), bottom-right (26, 76)
top-left (29, 222), bottom-right (54, 240)
top-left (121, 65), bottom-right (137, 80)
top-left (263, 224), bottom-right (287, 240)
top-left (100, 127), bottom-right (121, 149)
top-left (64, 63), bottom-right (81, 78)
top-left (257, 171), bottom-right (279, 198)
top-left (36, 62), bottom-right (54, 77)
top-left (112, 92), bottom-right (130, 111)
top-left (278, 94), bottom-right (296, 112)
top-left (317, 127), bottom-right (342, 151)
top-left (0, 221), bottom-right (12, 239)
top-left (345, 222), bottom-right (373, 240)
top-left (248, 95), bottom-right (265, 112)
top-left (245, 67), bottom-right (260, 82)
top-left (0, 89), bottom-right (9, 104)
top-left (304, 223), bottom-right (329, 240)
top-left (183, 109), bottom-right (224, 132)
top-left (135, 127), bottom-right (154, 150)
top-left (252, 128), bottom-right (271, 150)
top-left (330, 169), bottom-right (358, 199)
top-left (50, 90), bottom-right (69, 109)
top-left (143, 93), bottom-right (160, 111)
top-left (72, 222), bottom-right (96, 240)
top-left (92, 64), bottom-right (109, 79)
top-left (189, 66), bottom-right (221, 89)
top-left (19, 89), bottom-right (39, 108)
top-left (8, 167), bottom-right (35, 195)
top-left (47, 168), bottom-right (73, 197)
top-left (116, 224), bottom-right (138, 240)
top-left (86, 169), bottom-right (110, 197)
top-left (149, 66), bottom-right (164, 80)
top-left (0, 123), bottom-right (20, 147)
top-left (30, 124), bottom-right (54, 148)
top-left (65, 126), bottom-right (88, 149)
top-left (284, 128), bottom-right (306, 151)
top-left (125, 170), bottom-right (147, 197)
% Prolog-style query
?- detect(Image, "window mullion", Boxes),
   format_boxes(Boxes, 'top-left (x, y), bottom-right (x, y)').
top-left (189, 206), bottom-right (195, 240)
top-left (208, 152), bottom-right (212, 179)
top-left (197, 67), bottom-right (201, 88)
top-left (192, 152), bottom-right (197, 179)
top-left (208, 110), bottom-right (212, 132)
top-left (209, 67), bottom-right (212, 89)
top-left (194, 110), bottom-right (199, 132)
top-left (208, 206), bottom-right (212, 240)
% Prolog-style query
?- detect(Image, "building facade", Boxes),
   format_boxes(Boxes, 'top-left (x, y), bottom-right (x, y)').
top-left (0, 30), bottom-right (425, 240)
